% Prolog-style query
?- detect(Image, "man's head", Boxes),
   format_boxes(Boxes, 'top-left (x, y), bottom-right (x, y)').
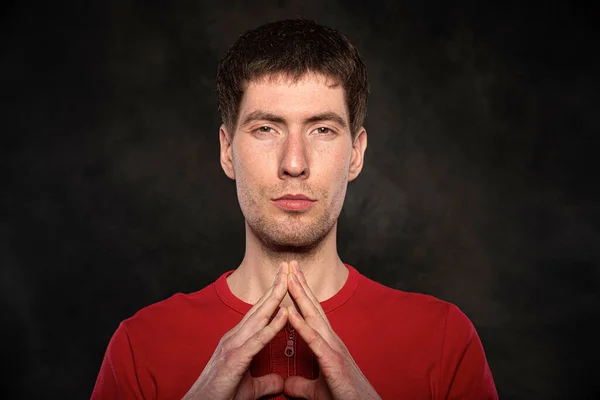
top-left (217, 19), bottom-right (369, 253)
top-left (216, 18), bottom-right (369, 137)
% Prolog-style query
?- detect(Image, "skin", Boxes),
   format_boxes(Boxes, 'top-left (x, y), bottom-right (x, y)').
top-left (182, 72), bottom-right (379, 399)
top-left (220, 72), bottom-right (367, 309)
top-left (283, 260), bottom-right (381, 399)
top-left (183, 264), bottom-right (292, 400)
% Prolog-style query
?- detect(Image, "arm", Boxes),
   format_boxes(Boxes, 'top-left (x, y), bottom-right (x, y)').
top-left (439, 304), bottom-right (498, 400)
top-left (92, 264), bottom-right (291, 400)
top-left (90, 322), bottom-right (146, 400)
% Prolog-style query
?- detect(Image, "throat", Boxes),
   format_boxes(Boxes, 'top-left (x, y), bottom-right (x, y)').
top-left (226, 260), bottom-right (349, 306)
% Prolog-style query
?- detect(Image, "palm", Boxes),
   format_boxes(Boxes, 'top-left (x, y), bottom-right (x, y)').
top-left (313, 374), bottom-right (334, 400)
top-left (232, 371), bottom-right (252, 400)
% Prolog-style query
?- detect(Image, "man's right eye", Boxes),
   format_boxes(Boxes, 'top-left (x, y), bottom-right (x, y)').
top-left (256, 126), bottom-right (275, 134)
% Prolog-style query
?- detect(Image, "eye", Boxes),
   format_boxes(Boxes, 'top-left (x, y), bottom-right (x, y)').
top-left (255, 126), bottom-right (276, 135)
top-left (313, 127), bottom-right (334, 135)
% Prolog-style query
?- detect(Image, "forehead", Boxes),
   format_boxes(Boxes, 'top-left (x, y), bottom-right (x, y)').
top-left (239, 73), bottom-right (348, 122)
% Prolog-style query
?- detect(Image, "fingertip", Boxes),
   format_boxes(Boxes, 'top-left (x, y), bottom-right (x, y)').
top-left (283, 375), bottom-right (312, 398)
top-left (289, 259), bottom-right (301, 271)
top-left (255, 373), bottom-right (285, 398)
top-left (296, 263), bottom-right (305, 278)
top-left (277, 306), bottom-right (288, 319)
top-left (270, 307), bottom-right (288, 328)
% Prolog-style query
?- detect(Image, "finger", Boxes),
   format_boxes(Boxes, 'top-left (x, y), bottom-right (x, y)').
top-left (252, 373), bottom-right (285, 400)
top-left (228, 262), bottom-right (287, 338)
top-left (233, 371), bottom-right (284, 400)
top-left (226, 285), bottom-right (275, 340)
top-left (290, 261), bottom-right (329, 324)
top-left (284, 375), bottom-right (317, 400)
top-left (242, 262), bottom-right (286, 323)
top-left (288, 306), bottom-right (336, 363)
top-left (234, 266), bottom-right (289, 342)
top-left (229, 286), bottom-right (274, 339)
top-left (237, 307), bottom-right (289, 364)
top-left (287, 264), bottom-right (331, 337)
top-left (249, 262), bottom-right (290, 323)
top-left (251, 261), bottom-right (290, 319)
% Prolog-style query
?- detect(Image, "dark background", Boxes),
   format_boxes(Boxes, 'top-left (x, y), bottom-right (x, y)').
top-left (2, 0), bottom-right (598, 398)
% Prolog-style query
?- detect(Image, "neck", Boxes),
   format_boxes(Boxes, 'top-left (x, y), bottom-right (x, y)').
top-left (226, 221), bottom-right (349, 308)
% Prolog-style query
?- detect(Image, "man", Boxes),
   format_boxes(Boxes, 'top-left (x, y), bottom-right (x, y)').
top-left (91, 19), bottom-right (498, 399)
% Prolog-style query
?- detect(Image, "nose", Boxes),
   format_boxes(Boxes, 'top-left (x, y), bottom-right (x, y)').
top-left (278, 131), bottom-right (309, 179)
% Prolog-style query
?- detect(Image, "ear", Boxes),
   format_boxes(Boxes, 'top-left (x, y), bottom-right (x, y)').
top-left (348, 127), bottom-right (367, 182)
top-left (219, 125), bottom-right (235, 180)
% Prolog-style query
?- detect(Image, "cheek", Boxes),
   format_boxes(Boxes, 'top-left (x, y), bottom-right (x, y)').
top-left (318, 150), bottom-right (351, 201)
top-left (233, 143), bottom-right (261, 179)
top-left (331, 168), bottom-right (349, 202)
top-left (233, 149), bottom-right (271, 199)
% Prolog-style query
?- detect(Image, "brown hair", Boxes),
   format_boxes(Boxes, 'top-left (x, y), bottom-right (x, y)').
top-left (216, 18), bottom-right (369, 136)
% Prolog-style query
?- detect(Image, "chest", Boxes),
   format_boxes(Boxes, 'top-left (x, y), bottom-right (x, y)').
top-left (145, 311), bottom-right (444, 400)
top-left (248, 319), bottom-right (442, 400)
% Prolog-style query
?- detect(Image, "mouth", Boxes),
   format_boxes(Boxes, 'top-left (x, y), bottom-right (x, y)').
top-left (272, 194), bottom-right (316, 211)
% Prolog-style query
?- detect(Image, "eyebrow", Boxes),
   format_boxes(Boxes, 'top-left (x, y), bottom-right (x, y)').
top-left (306, 112), bottom-right (348, 128)
top-left (240, 110), bottom-right (348, 129)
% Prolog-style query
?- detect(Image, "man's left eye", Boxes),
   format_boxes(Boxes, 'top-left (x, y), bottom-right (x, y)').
top-left (314, 127), bottom-right (333, 134)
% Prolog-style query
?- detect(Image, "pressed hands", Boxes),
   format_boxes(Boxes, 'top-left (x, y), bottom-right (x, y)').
top-left (183, 261), bottom-right (381, 400)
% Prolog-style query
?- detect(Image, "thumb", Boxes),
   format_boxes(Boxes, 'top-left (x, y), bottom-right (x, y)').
top-left (284, 376), bottom-right (317, 399)
top-left (252, 373), bottom-right (285, 399)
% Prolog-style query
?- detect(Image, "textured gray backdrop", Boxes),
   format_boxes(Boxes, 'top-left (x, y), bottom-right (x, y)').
top-left (1, 0), bottom-right (598, 399)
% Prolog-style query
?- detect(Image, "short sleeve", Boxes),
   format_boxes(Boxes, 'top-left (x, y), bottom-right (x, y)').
top-left (90, 322), bottom-right (146, 400)
top-left (439, 304), bottom-right (498, 400)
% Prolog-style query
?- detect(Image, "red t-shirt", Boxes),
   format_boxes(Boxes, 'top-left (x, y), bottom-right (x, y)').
top-left (91, 264), bottom-right (498, 399)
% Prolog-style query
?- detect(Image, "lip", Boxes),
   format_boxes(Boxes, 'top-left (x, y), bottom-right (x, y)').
top-left (274, 194), bottom-right (315, 201)
top-left (272, 194), bottom-right (316, 211)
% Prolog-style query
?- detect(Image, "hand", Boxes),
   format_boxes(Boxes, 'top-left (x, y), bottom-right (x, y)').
top-left (183, 263), bottom-right (290, 400)
top-left (283, 261), bottom-right (381, 400)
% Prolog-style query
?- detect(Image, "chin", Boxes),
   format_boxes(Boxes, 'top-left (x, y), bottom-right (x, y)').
top-left (260, 237), bottom-right (322, 254)
top-left (266, 230), bottom-right (320, 247)
top-left (251, 222), bottom-right (334, 252)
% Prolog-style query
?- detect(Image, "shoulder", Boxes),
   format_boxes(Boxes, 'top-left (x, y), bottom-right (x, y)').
top-left (353, 270), bottom-right (477, 332)
top-left (94, 283), bottom-right (228, 399)
top-left (121, 280), bottom-right (221, 336)
top-left (353, 270), bottom-right (487, 357)
top-left (355, 271), bottom-right (453, 315)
